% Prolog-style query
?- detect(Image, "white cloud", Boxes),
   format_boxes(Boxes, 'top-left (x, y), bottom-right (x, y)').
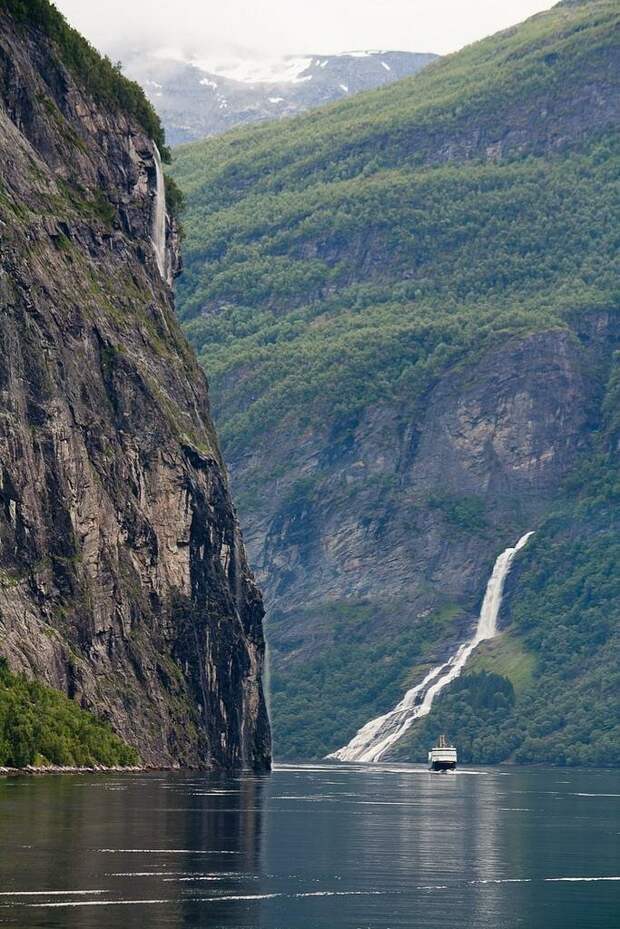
top-left (54, 0), bottom-right (557, 59)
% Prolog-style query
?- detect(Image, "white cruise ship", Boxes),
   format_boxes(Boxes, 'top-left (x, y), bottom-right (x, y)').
top-left (428, 734), bottom-right (457, 772)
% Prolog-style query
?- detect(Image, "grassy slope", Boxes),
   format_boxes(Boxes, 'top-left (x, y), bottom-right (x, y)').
top-left (174, 0), bottom-right (615, 202)
top-left (172, 0), bottom-right (620, 764)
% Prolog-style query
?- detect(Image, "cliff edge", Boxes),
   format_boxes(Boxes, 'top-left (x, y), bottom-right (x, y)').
top-left (0, 1), bottom-right (271, 770)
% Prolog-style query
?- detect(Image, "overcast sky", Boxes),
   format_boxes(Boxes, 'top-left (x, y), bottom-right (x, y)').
top-left (53, 0), bottom-right (557, 60)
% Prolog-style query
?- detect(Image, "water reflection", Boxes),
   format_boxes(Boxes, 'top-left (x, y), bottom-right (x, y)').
top-left (0, 765), bottom-right (618, 929)
top-left (0, 773), bottom-right (266, 929)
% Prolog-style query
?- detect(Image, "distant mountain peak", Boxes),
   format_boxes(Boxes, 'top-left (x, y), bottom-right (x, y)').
top-left (116, 48), bottom-right (438, 144)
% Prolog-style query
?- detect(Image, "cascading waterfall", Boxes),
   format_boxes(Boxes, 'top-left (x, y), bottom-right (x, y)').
top-left (328, 531), bottom-right (534, 763)
top-left (151, 144), bottom-right (168, 281)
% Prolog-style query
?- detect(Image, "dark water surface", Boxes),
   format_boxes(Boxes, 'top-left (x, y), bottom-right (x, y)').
top-left (0, 763), bottom-right (617, 928)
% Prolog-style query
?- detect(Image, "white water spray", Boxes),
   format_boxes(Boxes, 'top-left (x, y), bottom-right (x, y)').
top-left (151, 145), bottom-right (167, 281)
top-left (329, 531), bottom-right (534, 763)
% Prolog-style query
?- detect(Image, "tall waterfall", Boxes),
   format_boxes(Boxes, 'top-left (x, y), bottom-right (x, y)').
top-left (151, 144), bottom-right (167, 281)
top-left (328, 531), bottom-right (534, 763)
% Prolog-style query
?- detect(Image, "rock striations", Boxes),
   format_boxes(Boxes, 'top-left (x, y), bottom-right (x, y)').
top-left (0, 3), bottom-right (270, 770)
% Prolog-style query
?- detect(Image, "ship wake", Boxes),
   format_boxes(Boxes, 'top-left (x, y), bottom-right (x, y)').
top-left (328, 532), bottom-right (534, 763)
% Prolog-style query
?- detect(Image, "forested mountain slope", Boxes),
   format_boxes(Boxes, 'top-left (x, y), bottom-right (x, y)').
top-left (172, 0), bottom-right (619, 764)
top-left (0, 0), bottom-right (270, 770)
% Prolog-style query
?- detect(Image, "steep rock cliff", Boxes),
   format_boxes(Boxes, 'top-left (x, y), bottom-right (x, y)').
top-left (0, 3), bottom-right (270, 770)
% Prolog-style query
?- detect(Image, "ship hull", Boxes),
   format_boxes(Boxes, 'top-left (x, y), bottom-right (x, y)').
top-left (429, 760), bottom-right (456, 772)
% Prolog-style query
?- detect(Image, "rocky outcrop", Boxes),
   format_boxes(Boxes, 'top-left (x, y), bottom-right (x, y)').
top-left (0, 7), bottom-right (270, 770)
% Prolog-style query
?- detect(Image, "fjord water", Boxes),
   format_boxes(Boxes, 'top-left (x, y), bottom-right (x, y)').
top-left (0, 765), bottom-right (617, 929)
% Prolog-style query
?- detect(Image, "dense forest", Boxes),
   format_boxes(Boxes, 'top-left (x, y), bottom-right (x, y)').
top-left (0, 660), bottom-right (138, 768)
top-left (172, 0), bottom-right (618, 455)
top-left (177, 139), bottom-right (617, 454)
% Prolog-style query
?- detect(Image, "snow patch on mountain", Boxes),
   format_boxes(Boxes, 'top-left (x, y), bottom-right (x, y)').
top-left (192, 55), bottom-right (314, 84)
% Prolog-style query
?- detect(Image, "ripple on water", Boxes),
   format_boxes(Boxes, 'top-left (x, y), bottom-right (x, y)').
top-left (96, 848), bottom-right (240, 854)
top-left (0, 891), bottom-right (108, 897)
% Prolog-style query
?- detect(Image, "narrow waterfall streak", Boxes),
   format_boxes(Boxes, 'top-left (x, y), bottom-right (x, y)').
top-left (328, 531), bottom-right (534, 763)
top-left (151, 145), bottom-right (167, 281)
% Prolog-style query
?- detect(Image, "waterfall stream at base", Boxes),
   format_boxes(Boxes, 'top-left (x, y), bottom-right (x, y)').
top-left (151, 145), bottom-right (167, 281)
top-left (328, 531), bottom-right (534, 763)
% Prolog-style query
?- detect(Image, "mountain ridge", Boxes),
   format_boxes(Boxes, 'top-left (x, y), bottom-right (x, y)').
top-left (171, 0), bottom-right (619, 764)
top-left (117, 49), bottom-right (438, 144)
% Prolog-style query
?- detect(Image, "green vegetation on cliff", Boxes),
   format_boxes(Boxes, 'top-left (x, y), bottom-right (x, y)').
top-left (0, 659), bottom-right (139, 768)
top-left (397, 450), bottom-right (620, 767)
top-left (271, 600), bottom-right (463, 759)
top-left (171, 0), bottom-right (619, 765)
top-left (179, 140), bottom-right (616, 455)
top-left (0, 0), bottom-right (169, 156)
top-left (172, 0), bottom-right (618, 454)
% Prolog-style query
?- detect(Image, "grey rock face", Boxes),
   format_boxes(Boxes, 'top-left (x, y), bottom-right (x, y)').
top-left (0, 10), bottom-right (270, 770)
top-left (229, 317), bottom-right (617, 745)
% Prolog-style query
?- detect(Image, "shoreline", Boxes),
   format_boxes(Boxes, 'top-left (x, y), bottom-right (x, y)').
top-left (0, 764), bottom-right (168, 777)
top-left (0, 762), bottom-right (271, 776)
